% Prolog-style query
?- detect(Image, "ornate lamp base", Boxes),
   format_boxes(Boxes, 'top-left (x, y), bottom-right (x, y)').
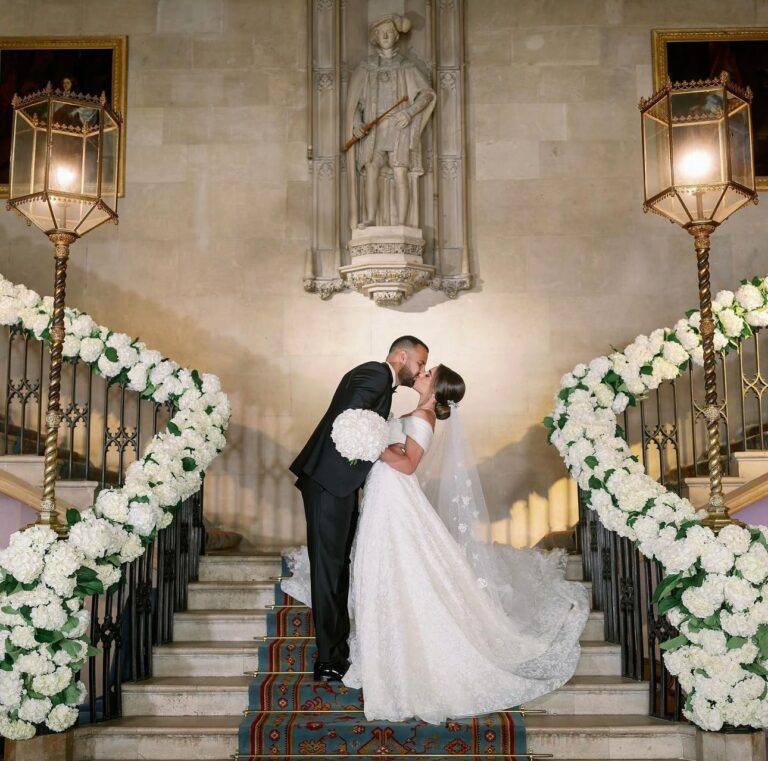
top-left (341, 225), bottom-right (435, 306)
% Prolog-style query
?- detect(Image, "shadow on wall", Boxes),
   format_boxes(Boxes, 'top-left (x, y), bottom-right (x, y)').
top-left (476, 423), bottom-right (578, 549)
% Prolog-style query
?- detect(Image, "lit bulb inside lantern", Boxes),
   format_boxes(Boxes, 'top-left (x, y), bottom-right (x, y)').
top-left (677, 150), bottom-right (713, 185)
top-left (55, 165), bottom-right (75, 191)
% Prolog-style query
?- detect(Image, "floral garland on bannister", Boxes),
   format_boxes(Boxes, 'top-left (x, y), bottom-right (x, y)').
top-left (0, 275), bottom-right (230, 739)
top-left (545, 278), bottom-right (768, 732)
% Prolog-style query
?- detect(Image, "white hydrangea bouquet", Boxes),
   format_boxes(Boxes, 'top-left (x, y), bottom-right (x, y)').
top-left (331, 409), bottom-right (389, 465)
top-left (0, 274), bottom-right (230, 740)
top-left (545, 278), bottom-right (768, 732)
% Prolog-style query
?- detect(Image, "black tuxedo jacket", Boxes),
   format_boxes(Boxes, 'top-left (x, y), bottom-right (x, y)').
top-left (290, 361), bottom-right (395, 498)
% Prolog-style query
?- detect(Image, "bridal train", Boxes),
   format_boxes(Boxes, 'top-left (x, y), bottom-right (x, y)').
top-left (284, 415), bottom-right (590, 724)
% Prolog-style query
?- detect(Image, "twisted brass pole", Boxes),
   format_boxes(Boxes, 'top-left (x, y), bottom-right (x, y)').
top-left (689, 223), bottom-right (734, 532)
top-left (35, 232), bottom-right (76, 535)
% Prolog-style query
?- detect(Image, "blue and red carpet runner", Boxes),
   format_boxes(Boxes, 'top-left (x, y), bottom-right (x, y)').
top-left (237, 557), bottom-right (528, 759)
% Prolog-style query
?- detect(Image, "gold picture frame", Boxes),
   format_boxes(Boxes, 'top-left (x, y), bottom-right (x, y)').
top-left (652, 28), bottom-right (768, 190)
top-left (0, 36), bottom-right (127, 198)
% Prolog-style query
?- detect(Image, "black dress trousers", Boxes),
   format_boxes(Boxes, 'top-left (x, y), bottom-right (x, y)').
top-left (290, 361), bottom-right (394, 666)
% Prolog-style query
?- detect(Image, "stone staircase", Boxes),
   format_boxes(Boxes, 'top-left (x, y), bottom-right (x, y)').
top-left (70, 551), bottom-right (700, 761)
top-left (684, 449), bottom-right (768, 508)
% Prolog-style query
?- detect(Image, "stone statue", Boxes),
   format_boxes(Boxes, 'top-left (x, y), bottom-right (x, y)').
top-left (344, 14), bottom-right (436, 231)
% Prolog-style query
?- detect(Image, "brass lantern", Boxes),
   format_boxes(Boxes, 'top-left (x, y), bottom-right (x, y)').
top-left (640, 71), bottom-right (756, 227)
top-left (7, 83), bottom-right (119, 235)
top-left (640, 72), bottom-right (757, 532)
top-left (6, 83), bottom-right (121, 534)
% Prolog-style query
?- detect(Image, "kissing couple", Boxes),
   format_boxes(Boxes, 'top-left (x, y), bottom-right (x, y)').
top-left (288, 336), bottom-right (589, 724)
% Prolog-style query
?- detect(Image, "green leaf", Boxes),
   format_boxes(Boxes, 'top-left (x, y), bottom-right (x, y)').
top-left (727, 636), bottom-right (749, 651)
top-left (191, 369), bottom-right (203, 390)
top-left (104, 346), bottom-right (119, 362)
top-left (182, 457), bottom-right (197, 472)
top-left (60, 639), bottom-right (82, 657)
top-left (77, 567), bottom-right (98, 583)
top-left (557, 388), bottom-right (570, 400)
top-left (584, 455), bottom-right (598, 468)
top-left (653, 572), bottom-right (682, 603)
top-left (542, 416), bottom-right (554, 430)
top-left (588, 476), bottom-right (603, 490)
top-left (66, 508), bottom-right (82, 527)
top-left (34, 629), bottom-right (61, 644)
top-left (660, 634), bottom-right (689, 651)
top-left (659, 595), bottom-right (682, 615)
top-left (744, 663), bottom-right (768, 678)
top-left (640, 365), bottom-right (653, 375)
top-left (167, 421), bottom-right (181, 436)
top-left (86, 645), bottom-right (99, 657)
top-left (63, 682), bottom-right (81, 704)
top-left (756, 624), bottom-right (768, 660)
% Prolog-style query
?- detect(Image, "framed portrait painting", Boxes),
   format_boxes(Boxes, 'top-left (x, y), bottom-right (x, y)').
top-left (0, 36), bottom-right (127, 197)
top-left (653, 28), bottom-right (768, 190)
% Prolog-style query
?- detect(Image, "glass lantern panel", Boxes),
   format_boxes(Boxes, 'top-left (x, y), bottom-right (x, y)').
top-left (101, 115), bottom-right (118, 212)
top-left (727, 96), bottom-right (754, 190)
top-left (642, 102), bottom-right (671, 200)
top-left (670, 88), bottom-right (724, 122)
top-left (713, 186), bottom-right (751, 224)
top-left (671, 120), bottom-right (726, 187)
top-left (49, 195), bottom-right (89, 232)
top-left (677, 186), bottom-right (724, 223)
top-left (16, 197), bottom-right (56, 233)
top-left (84, 135), bottom-right (99, 197)
top-left (49, 130), bottom-right (85, 196)
top-left (651, 192), bottom-right (690, 226)
top-left (76, 203), bottom-right (111, 236)
top-left (10, 111), bottom-right (35, 198)
top-left (51, 99), bottom-right (99, 133)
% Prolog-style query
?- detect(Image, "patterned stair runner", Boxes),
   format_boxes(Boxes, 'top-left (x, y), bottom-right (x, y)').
top-left (237, 558), bottom-right (528, 759)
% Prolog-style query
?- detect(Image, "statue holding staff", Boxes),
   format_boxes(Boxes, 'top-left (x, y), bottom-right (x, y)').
top-left (344, 14), bottom-right (436, 231)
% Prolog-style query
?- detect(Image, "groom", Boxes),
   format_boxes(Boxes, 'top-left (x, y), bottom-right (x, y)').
top-left (290, 336), bottom-right (429, 682)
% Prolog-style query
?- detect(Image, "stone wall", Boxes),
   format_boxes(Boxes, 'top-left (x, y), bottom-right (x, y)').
top-left (0, 0), bottom-right (766, 548)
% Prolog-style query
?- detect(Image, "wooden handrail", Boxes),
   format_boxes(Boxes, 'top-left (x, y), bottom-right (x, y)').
top-left (725, 470), bottom-right (768, 515)
top-left (0, 469), bottom-right (76, 514)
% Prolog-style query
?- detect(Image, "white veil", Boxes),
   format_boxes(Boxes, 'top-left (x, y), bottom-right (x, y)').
top-left (417, 405), bottom-right (575, 636)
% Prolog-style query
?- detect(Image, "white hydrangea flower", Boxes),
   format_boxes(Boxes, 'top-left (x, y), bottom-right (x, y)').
top-left (95, 489), bottom-right (130, 523)
top-left (718, 524), bottom-right (752, 556)
top-left (45, 703), bottom-right (78, 732)
top-left (17, 697), bottom-right (52, 724)
top-left (31, 666), bottom-right (72, 697)
top-left (735, 283), bottom-right (763, 311)
top-left (718, 308), bottom-right (744, 338)
top-left (79, 336), bottom-right (104, 363)
top-left (735, 543), bottom-right (768, 584)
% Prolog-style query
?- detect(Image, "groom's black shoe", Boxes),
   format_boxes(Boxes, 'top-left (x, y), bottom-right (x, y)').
top-left (313, 661), bottom-right (346, 683)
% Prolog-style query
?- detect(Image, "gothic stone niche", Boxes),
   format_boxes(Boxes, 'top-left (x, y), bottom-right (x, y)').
top-left (304, 0), bottom-right (472, 306)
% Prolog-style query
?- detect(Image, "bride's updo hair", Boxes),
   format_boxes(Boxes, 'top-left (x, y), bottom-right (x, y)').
top-left (433, 365), bottom-right (465, 420)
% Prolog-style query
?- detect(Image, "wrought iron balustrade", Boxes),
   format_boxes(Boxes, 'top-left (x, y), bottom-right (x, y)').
top-left (578, 325), bottom-right (768, 722)
top-left (0, 325), bottom-right (206, 726)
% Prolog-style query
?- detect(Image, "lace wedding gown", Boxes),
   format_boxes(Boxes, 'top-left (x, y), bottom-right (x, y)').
top-left (283, 415), bottom-right (590, 724)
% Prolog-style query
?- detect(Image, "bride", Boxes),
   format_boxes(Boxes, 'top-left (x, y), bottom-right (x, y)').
top-left (283, 364), bottom-right (590, 724)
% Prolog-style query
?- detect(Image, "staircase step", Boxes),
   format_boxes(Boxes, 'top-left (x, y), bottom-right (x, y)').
top-left (526, 676), bottom-right (648, 715)
top-left (187, 581), bottom-right (276, 610)
top-left (152, 640), bottom-right (260, 678)
top-left (525, 714), bottom-right (696, 759)
top-left (566, 553), bottom-right (583, 581)
top-left (684, 475), bottom-right (746, 508)
top-left (732, 450), bottom-right (768, 481)
top-left (122, 677), bottom-right (250, 716)
top-left (582, 610), bottom-right (604, 641)
top-left (574, 642), bottom-right (622, 677)
top-left (72, 715), bottom-right (241, 760)
top-left (173, 610), bottom-right (268, 641)
top-left (198, 551), bottom-right (282, 583)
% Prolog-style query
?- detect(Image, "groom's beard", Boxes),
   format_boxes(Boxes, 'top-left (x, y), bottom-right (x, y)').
top-left (398, 366), bottom-right (416, 387)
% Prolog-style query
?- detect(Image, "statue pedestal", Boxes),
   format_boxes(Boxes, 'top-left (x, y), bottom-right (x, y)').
top-left (340, 226), bottom-right (435, 306)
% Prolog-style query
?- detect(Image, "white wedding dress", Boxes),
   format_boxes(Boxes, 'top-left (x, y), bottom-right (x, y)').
top-left (283, 415), bottom-right (590, 724)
